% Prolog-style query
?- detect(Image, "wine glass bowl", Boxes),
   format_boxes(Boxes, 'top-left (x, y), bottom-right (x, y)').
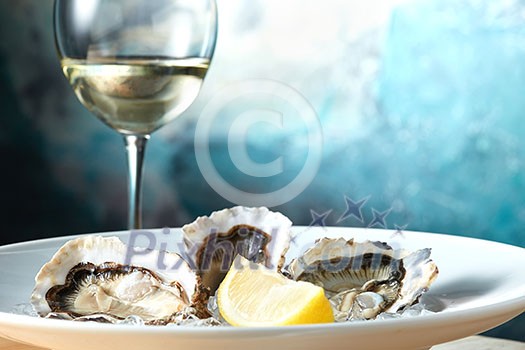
top-left (54, 0), bottom-right (217, 228)
top-left (61, 57), bottom-right (209, 135)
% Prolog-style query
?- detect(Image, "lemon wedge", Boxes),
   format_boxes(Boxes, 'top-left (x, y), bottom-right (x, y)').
top-left (217, 255), bottom-right (334, 326)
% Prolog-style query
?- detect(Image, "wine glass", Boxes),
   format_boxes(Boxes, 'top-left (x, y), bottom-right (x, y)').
top-left (54, 0), bottom-right (217, 229)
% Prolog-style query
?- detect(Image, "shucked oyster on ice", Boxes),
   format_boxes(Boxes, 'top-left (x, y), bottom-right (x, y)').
top-left (31, 235), bottom-right (203, 324)
top-left (287, 237), bottom-right (438, 321)
top-left (182, 206), bottom-right (292, 294)
top-left (29, 206), bottom-right (440, 326)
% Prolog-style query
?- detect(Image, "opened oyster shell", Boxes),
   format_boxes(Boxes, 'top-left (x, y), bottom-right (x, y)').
top-left (31, 235), bottom-right (204, 324)
top-left (287, 237), bottom-right (438, 321)
top-left (182, 206), bottom-right (292, 294)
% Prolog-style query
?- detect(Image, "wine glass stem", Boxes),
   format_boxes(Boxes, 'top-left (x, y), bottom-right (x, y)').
top-left (124, 134), bottom-right (150, 230)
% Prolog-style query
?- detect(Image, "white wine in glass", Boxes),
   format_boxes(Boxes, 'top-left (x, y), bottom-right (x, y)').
top-left (61, 57), bottom-right (210, 135)
top-left (54, 0), bottom-right (217, 229)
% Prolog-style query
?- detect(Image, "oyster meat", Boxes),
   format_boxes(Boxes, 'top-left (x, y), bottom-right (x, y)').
top-left (182, 206), bottom-right (292, 294)
top-left (31, 235), bottom-right (202, 324)
top-left (287, 237), bottom-right (438, 321)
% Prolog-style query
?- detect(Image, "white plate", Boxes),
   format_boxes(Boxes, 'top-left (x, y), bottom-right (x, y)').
top-left (0, 227), bottom-right (523, 350)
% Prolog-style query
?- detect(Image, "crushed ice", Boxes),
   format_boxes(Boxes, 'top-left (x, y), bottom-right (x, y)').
top-left (10, 300), bottom-right (433, 326)
top-left (10, 303), bottom-right (38, 317)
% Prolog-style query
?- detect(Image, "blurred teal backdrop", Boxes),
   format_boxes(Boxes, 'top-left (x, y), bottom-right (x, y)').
top-left (0, 0), bottom-right (524, 340)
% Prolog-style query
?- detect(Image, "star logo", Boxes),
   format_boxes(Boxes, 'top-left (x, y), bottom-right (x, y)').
top-left (391, 224), bottom-right (408, 238)
top-left (337, 195), bottom-right (369, 223)
top-left (289, 232), bottom-right (299, 247)
top-left (367, 208), bottom-right (392, 228)
top-left (309, 209), bottom-right (332, 228)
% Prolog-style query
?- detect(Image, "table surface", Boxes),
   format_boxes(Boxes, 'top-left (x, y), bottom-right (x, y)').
top-left (1, 335), bottom-right (523, 350)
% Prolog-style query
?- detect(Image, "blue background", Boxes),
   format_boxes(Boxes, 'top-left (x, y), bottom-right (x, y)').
top-left (0, 0), bottom-right (523, 340)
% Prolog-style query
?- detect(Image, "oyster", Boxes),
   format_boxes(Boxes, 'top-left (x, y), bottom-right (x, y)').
top-left (287, 237), bottom-right (438, 321)
top-left (31, 235), bottom-right (203, 324)
top-left (182, 206), bottom-right (292, 294)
